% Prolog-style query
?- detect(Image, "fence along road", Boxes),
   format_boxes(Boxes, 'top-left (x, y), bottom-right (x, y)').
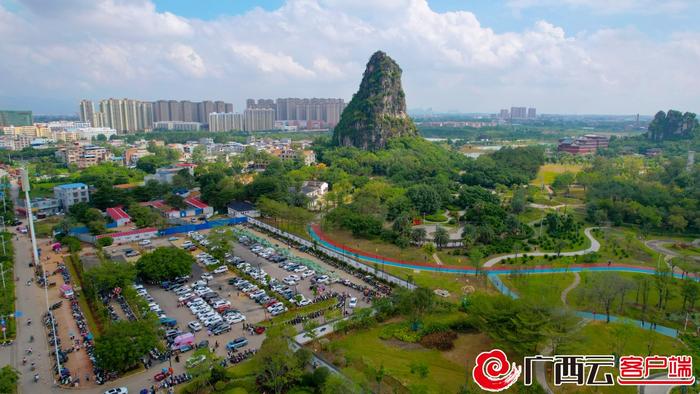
top-left (244, 217), bottom-right (416, 290)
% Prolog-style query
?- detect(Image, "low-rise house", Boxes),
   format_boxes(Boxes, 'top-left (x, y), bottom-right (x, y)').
top-left (301, 181), bottom-right (328, 210)
top-left (53, 183), bottom-right (89, 209)
top-left (227, 201), bottom-right (259, 218)
top-left (144, 164), bottom-right (196, 184)
top-left (96, 227), bottom-right (157, 244)
top-left (17, 197), bottom-right (61, 217)
top-left (106, 206), bottom-right (131, 227)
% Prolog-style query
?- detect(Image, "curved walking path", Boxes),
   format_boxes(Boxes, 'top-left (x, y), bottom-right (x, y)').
top-left (309, 225), bottom-right (700, 279)
top-left (483, 227), bottom-right (602, 267)
top-left (560, 272), bottom-right (580, 305)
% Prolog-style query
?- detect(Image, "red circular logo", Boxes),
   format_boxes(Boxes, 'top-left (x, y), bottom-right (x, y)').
top-left (472, 349), bottom-right (522, 392)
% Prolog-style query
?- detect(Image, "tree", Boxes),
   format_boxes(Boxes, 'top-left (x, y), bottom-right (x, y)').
top-left (255, 329), bottom-right (304, 394)
top-left (410, 228), bottom-right (426, 245)
top-left (433, 226), bottom-right (449, 249)
top-left (322, 374), bottom-right (359, 394)
top-left (302, 319), bottom-right (320, 350)
top-left (61, 236), bottom-right (82, 253)
top-left (667, 214), bottom-right (688, 232)
top-left (681, 280), bottom-right (699, 312)
top-left (94, 320), bottom-right (160, 372)
top-left (586, 273), bottom-right (626, 323)
top-left (510, 187), bottom-right (527, 214)
top-left (407, 184), bottom-right (441, 214)
top-left (84, 261), bottom-right (136, 297)
top-left (96, 237), bottom-right (113, 248)
top-left (0, 365), bottom-right (19, 394)
top-left (127, 203), bottom-right (165, 229)
top-left (136, 247), bottom-right (194, 282)
top-left (545, 308), bottom-right (578, 354)
top-left (373, 364), bottom-right (386, 394)
top-left (552, 172), bottom-right (576, 195)
top-left (422, 243), bottom-right (436, 260)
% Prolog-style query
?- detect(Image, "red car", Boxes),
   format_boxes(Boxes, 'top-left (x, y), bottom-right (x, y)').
top-left (215, 304), bottom-right (230, 313)
top-left (154, 372), bottom-right (169, 382)
top-left (264, 300), bottom-right (279, 308)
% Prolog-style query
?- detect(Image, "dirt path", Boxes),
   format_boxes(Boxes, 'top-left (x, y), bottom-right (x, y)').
top-left (560, 272), bottom-right (580, 305)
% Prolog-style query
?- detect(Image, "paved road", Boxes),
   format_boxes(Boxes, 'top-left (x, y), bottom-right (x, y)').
top-left (483, 227), bottom-right (602, 267)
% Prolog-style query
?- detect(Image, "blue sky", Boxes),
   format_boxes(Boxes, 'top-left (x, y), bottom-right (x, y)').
top-left (1, 0), bottom-right (699, 114)
top-left (153, 0), bottom-right (698, 40)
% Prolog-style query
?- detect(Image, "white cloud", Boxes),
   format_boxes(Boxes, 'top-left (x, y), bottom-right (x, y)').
top-left (0, 0), bottom-right (698, 114)
top-left (506, 0), bottom-right (691, 14)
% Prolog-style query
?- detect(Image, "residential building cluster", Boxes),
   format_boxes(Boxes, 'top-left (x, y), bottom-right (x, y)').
top-left (557, 134), bottom-right (610, 154)
top-left (0, 120), bottom-right (116, 150)
top-left (498, 107), bottom-right (537, 121)
top-left (246, 98), bottom-right (345, 128)
top-left (416, 121), bottom-right (498, 128)
top-left (54, 141), bottom-right (117, 168)
top-left (79, 98), bottom-right (233, 134)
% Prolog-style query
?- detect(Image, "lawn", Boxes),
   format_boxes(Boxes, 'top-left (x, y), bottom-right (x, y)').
top-left (550, 321), bottom-right (686, 394)
top-left (381, 264), bottom-right (494, 300)
top-left (259, 217), bottom-right (311, 241)
top-left (568, 271), bottom-right (696, 330)
top-left (500, 273), bottom-right (575, 307)
top-left (0, 233), bottom-right (15, 342)
top-left (323, 323), bottom-right (492, 393)
top-left (593, 227), bottom-right (660, 266)
top-left (518, 207), bottom-right (547, 224)
top-left (531, 163), bottom-right (583, 186)
top-left (34, 216), bottom-right (62, 238)
top-left (28, 182), bottom-right (57, 198)
top-left (323, 228), bottom-right (436, 264)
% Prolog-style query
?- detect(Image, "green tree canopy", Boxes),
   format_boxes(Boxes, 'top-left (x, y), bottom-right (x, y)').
top-left (136, 247), bottom-right (194, 282)
top-left (94, 320), bottom-right (160, 372)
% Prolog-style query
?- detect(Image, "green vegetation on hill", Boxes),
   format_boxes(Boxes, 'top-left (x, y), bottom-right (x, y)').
top-left (333, 51), bottom-right (418, 150)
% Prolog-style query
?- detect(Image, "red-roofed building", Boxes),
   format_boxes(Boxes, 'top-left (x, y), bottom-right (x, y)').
top-left (106, 207), bottom-right (131, 226)
top-left (141, 197), bottom-right (213, 221)
top-left (96, 227), bottom-right (157, 244)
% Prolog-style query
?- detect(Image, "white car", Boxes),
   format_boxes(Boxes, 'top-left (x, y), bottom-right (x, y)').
top-left (299, 298), bottom-right (312, 306)
top-left (201, 273), bottom-right (214, 281)
top-left (188, 321), bottom-right (202, 332)
top-left (213, 266), bottom-right (229, 274)
top-left (302, 270), bottom-right (315, 278)
top-left (294, 266), bottom-right (308, 273)
top-left (104, 387), bottom-right (128, 394)
top-left (138, 239), bottom-right (152, 246)
top-left (226, 314), bottom-right (246, 324)
top-left (283, 278), bottom-right (296, 286)
top-left (203, 316), bottom-right (223, 327)
top-left (178, 293), bottom-right (194, 302)
top-left (316, 275), bottom-right (330, 284)
top-left (168, 237), bottom-right (179, 242)
top-left (348, 297), bottom-right (358, 308)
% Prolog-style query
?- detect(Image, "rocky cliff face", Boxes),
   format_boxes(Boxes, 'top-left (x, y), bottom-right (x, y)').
top-left (333, 51), bottom-right (418, 150)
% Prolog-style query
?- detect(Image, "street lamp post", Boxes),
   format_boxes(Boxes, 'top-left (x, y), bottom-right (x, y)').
top-left (22, 168), bottom-right (62, 374)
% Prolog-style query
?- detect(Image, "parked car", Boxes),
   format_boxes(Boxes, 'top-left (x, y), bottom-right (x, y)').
top-left (349, 297), bottom-right (358, 308)
top-left (104, 387), bottom-right (128, 394)
top-left (186, 354), bottom-right (207, 368)
top-left (168, 237), bottom-right (179, 241)
top-left (213, 265), bottom-right (229, 274)
top-left (226, 337), bottom-right (248, 350)
top-left (188, 321), bottom-right (202, 332)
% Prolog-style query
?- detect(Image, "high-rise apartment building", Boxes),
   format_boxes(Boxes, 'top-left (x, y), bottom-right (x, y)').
top-left (79, 100), bottom-right (95, 125)
top-left (96, 98), bottom-right (153, 134)
top-left (527, 108), bottom-right (537, 119)
top-left (244, 108), bottom-right (274, 131)
top-left (209, 112), bottom-right (243, 132)
top-left (0, 110), bottom-right (32, 127)
top-left (499, 109), bottom-right (509, 119)
top-left (510, 107), bottom-right (528, 120)
top-left (247, 98), bottom-right (345, 127)
top-left (168, 100), bottom-right (182, 121)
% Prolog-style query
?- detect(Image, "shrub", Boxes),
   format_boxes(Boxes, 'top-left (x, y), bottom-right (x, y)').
top-left (96, 237), bottom-right (113, 247)
top-left (420, 331), bottom-right (458, 350)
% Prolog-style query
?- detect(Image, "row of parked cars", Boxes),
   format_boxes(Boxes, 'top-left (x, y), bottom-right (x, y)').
top-left (228, 276), bottom-right (288, 316)
top-left (169, 278), bottom-right (247, 336)
top-left (133, 284), bottom-right (170, 321)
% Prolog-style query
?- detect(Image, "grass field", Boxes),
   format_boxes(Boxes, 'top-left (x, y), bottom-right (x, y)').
top-left (569, 271), bottom-right (696, 330)
top-left (324, 322), bottom-right (492, 393)
top-left (0, 233), bottom-right (15, 342)
top-left (531, 163), bottom-right (583, 186)
top-left (594, 227), bottom-right (659, 266)
top-left (34, 216), bottom-right (61, 238)
top-left (551, 321), bottom-right (686, 394)
top-left (500, 273), bottom-right (574, 306)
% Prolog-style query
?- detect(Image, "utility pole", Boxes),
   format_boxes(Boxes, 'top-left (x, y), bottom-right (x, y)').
top-left (22, 168), bottom-right (62, 373)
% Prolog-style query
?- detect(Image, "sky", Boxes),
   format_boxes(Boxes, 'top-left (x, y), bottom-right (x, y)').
top-left (0, 0), bottom-right (699, 115)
